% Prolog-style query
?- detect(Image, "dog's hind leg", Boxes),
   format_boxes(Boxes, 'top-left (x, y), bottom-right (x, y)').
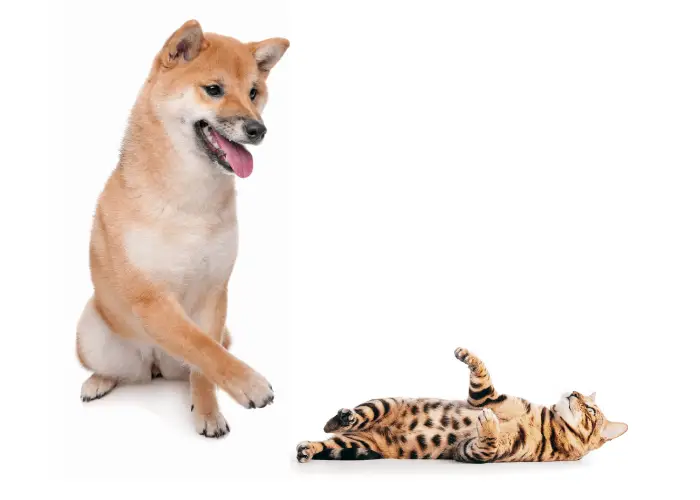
top-left (80, 374), bottom-right (118, 402)
top-left (153, 349), bottom-right (189, 380)
top-left (76, 297), bottom-right (153, 402)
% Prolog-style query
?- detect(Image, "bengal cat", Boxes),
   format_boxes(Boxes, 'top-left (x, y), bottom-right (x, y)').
top-left (296, 348), bottom-right (627, 463)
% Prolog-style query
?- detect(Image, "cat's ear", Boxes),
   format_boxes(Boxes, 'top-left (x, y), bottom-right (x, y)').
top-left (601, 421), bottom-right (628, 441)
top-left (588, 392), bottom-right (597, 402)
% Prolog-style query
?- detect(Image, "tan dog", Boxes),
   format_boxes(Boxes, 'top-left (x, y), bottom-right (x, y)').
top-left (76, 20), bottom-right (289, 437)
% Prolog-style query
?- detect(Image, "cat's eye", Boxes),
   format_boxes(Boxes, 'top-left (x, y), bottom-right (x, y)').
top-left (203, 84), bottom-right (224, 97)
top-left (587, 407), bottom-right (596, 416)
top-left (249, 87), bottom-right (258, 101)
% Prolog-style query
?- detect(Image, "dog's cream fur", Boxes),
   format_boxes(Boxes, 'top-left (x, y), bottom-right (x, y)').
top-left (76, 20), bottom-right (288, 437)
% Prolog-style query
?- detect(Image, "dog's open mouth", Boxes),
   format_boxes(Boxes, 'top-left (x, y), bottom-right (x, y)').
top-left (195, 120), bottom-right (254, 178)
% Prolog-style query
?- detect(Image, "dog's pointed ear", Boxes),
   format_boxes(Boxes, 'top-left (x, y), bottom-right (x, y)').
top-left (160, 20), bottom-right (208, 69)
top-left (250, 38), bottom-right (289, 73)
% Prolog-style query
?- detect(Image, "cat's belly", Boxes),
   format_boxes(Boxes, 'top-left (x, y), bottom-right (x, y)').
top-left (355, 399), bottom-right (482, 459)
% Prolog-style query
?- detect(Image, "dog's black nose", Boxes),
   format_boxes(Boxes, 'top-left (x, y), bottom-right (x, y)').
top-left (244, 120), bottom-right (267, 141)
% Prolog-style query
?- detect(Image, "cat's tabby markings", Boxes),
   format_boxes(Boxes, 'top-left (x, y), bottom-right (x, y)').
top-left (296, 348), bottom-right (627, 464)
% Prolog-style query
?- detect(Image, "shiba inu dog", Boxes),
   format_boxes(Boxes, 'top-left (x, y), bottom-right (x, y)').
top-left (76, 20), bottom-right (289, 437)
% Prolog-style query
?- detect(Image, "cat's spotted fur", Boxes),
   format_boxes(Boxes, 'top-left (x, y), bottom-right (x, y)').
top-left (296, 348), bottom-right (627, 463)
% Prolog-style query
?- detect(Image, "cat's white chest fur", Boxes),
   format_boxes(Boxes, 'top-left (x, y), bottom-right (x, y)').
top-left (125, 212), bottom-right (238, 312)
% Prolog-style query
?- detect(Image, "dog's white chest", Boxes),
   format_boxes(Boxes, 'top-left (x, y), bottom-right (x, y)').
top-left (125, 216), bottom-right (238, 307)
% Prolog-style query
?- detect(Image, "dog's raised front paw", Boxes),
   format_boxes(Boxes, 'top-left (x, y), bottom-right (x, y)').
top-left (223, 368), bottom-right (274, 409)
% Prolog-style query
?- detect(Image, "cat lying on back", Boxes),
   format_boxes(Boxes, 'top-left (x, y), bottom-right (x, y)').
top-left (297, 347), bottom-right (627, 463)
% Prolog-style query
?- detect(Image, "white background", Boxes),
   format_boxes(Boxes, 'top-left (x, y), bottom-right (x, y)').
top-left (3, 0), bottom-right (698, 496)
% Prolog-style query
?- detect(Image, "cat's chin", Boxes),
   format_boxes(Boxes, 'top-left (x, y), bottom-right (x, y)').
top-left (554, 396), bottom-right (579, 427)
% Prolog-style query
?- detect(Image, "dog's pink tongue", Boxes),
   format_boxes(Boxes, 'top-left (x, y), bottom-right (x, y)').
top-left (210, 128), bottom-right (253, 178)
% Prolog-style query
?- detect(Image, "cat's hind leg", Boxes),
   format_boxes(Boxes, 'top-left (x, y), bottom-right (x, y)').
top-left (454, 348), bottom-right (506, 407)
top-left (296, 436), bottom-right (383, 463)
top-left (323, 408), bottom-right (362, 432)
top-left (323, 398), bottom-right (403, 432)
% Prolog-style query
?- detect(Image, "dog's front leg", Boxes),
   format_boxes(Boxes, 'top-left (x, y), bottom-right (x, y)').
top-left (128, 281), bottom-right (273, 410)
top-left (190, 287), bottom-right (231, 437)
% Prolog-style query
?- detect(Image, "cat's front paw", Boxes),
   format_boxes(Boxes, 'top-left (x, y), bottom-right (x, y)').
top-left (454, 347), bottom-right (470, 361)
top-left (476, 408), bottom-right (500, 438)
top-left (454, 347), bottom-right (480, 371)
top-left (323, 408), bottom-right (357, 432)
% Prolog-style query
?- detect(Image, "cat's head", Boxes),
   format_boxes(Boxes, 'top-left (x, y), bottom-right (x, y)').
top-left (553, 391), bottom-right (627, 450)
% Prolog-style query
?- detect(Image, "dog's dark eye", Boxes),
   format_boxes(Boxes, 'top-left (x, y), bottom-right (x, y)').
top-left (203, 84), bottom-right (223, 97)
top-left (249, 87), bottom-right (257, 101)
